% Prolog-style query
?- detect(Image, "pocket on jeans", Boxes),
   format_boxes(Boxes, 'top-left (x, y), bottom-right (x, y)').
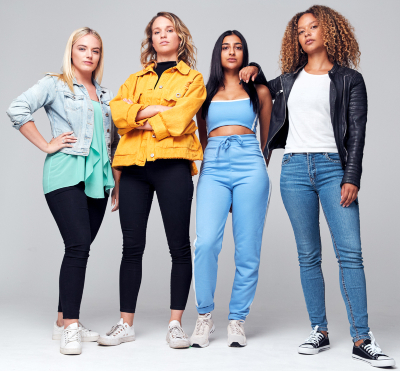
top-left (282, 153), bottom-right (293, 166)
top-left (323, 153), bottom-right (341, 163)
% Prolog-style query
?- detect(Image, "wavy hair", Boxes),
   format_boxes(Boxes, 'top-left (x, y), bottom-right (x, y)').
top-left (50, 27), bottom-right (104, 92)
top-left (280, 5), bottom-right (360, 73)
top-left (140, 12), bottom-right (197, 69)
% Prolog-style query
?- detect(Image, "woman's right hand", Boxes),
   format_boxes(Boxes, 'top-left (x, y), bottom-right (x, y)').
top-left (45, 131), bottom-right (77, 154)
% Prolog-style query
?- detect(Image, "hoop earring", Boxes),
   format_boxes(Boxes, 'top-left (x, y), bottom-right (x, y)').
top-left (300, 48), bottom-right (304, 54)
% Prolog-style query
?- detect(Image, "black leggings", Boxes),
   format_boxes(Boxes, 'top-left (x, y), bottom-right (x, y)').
top-left (45, 183), bottom-right (108, 319)
top-left (119, 160), bottom-right (194, 313)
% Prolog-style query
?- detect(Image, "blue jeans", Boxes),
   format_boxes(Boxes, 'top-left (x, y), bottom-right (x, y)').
top-left (194, 135), bottom-right (271, 320)
top-left (280, 153), bottom-right (369, 342)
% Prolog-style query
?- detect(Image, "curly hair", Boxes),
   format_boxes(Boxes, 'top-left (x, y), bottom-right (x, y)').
top-left (140, 12), bottom-right (197, 69)
top-left (279, 5), bottom-right (360, 73)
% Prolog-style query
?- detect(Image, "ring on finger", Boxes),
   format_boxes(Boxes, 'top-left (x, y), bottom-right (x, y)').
top-left (62, 139), bottom-right (65, 144)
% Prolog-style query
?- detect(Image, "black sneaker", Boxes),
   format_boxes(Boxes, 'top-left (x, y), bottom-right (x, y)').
top-left (298, 326), bottom-right (330, 355)
top-left (352, 332), bottom-right (395, 368)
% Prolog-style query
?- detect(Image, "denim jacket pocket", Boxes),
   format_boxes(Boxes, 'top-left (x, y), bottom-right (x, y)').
top-left (282, 153), bottom-right (293, 166)
top-left (63, 92), bottom-right (84, 126)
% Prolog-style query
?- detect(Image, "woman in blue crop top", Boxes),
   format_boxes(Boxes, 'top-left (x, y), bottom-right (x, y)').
top-left (189, 30), bottom-right (272, 348)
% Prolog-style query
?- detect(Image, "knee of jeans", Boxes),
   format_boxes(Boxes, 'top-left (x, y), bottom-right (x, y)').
top-left (121, 245), bottom-right (145, 263)
top-left (64, 242), bottom-right (90, 263)
top-left (337, 253), bottom-right (364, 269)
top-left (169, 243), bottom-right (192, 263)
top-left (298, 251), bottom-right (321, 268)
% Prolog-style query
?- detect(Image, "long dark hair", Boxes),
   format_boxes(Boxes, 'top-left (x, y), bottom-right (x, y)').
top-left (202, 30), bottom-right (259, 120)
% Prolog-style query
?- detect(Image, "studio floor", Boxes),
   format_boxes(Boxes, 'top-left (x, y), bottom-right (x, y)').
top-left (1, 304), bottom-right (398, 371)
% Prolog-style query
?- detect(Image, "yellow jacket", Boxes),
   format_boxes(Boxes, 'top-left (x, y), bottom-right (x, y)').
top-left (110, 61), bottom-right (206, 175)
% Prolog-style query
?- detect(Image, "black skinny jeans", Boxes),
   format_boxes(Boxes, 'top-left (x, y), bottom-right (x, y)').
top-left (119, 159), bottom-right (194, 313)
top-left (45, 183), bottom-right (108, 319)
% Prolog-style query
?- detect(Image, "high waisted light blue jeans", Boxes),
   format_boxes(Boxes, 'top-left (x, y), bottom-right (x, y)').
top-left (194, 134), bottom-right (271, 320)
top-left (280, 153), bottom-right (369, 342)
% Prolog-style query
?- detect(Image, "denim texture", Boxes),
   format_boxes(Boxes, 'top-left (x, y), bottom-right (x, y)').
top-left (194, 135), bottom-right (271, 320)
top-left (7, 75), bottom-right (119, 161)
top-left (280, 153), bottom-right (369, 341)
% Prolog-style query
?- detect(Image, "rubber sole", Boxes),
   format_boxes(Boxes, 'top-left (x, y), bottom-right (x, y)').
top-left (352, 355), bottom-right (396, 367)
top-left (53, 334), bottom-right (99, 342)
top-left (97, 335), bottom-right (135, 346)
top-left (229, 342), bottom-right (246, 347)
top-left (60, 347), bottom-right (82, 355)
top-left (298, 345), bottom-right (330, 355)
top-left (190, 324), bottom-right (216, 348)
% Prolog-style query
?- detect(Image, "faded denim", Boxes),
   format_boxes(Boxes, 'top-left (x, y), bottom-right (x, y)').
top-left (280, 153), bottom-right (369, 342)
top-left (7, 75), bottom-right (119, 161)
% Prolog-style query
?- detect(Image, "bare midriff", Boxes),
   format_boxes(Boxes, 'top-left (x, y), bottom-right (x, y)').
top-left (209, 125), bottom-right (254, 137)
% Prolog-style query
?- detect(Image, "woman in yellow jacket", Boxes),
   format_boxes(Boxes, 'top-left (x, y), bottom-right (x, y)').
top-left (98, 12), bottom-right (261, 349)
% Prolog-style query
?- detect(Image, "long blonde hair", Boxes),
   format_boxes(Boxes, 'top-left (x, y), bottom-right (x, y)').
top-left (140, 12), bottom-right (197, 69)
top-left (51, 27), bottom-right (104, 91)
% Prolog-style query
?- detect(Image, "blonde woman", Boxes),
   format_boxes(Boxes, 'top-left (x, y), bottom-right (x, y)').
top-left (7, 27), bottom-right (120, 355)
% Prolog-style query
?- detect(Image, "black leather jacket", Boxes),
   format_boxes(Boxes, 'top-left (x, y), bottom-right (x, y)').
top-left (258, 63), bottom-right (368, 189)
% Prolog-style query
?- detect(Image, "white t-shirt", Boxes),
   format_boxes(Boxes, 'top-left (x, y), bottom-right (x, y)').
top-left (285, 69), bottom-right (337, 154)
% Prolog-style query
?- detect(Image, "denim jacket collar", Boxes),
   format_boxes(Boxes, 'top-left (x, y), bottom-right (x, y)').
top-left (72, 77), bottom-right (106, 94)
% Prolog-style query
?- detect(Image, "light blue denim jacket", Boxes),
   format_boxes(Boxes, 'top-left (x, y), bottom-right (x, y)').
top-left (7, 75), bottom-right (119, 161)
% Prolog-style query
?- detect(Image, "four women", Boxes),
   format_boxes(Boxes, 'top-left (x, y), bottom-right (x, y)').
top-left (7, 6), bottom-right (395, 368)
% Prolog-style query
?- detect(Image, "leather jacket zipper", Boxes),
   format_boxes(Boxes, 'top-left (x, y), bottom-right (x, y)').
top-left (266, 75), bottom-right (287, 153)
top-left (342, 76), bottom-right (348, 161)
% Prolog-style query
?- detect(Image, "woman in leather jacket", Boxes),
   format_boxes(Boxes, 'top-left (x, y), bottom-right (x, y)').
top-left (264, 5), bottom-right (394, 367)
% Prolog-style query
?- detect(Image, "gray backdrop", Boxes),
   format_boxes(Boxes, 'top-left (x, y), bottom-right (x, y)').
top-left (1, 0), bottom-right (399, 369)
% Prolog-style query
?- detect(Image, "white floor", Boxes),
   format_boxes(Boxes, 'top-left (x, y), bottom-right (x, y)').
top-left (1, 305), bottom-right (398, 371)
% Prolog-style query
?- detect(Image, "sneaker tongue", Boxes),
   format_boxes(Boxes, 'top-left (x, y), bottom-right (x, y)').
top-left (118, 318), bottom-right (124, 325)
top-left (67, 322), bottom-right (79, 329)
top-left (363, 339), bottom-right (371, 345)
top-left (169, 320), bottom-right (181, 329)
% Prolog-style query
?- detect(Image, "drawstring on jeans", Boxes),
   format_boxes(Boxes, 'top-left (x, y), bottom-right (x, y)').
top-left (214, 135), bottom-right (244, 160)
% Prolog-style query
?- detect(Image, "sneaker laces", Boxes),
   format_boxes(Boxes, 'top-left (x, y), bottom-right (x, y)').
top-left (304, 326), bottom-right (324, 345)
top-left (229, 320), bottom-right (245, 336)
top-left (78, 322), bottom-right (91, 335)
top-left (169, 325), bottom-right (187, 339)
top-left (106, 323), bottom-right (125, 337)
top-left (364, 332), bottom-right (383, 356)
top-left (64, 326), bottom-right (81, 344)
top-left (195, 315), bottom-right (211, 336)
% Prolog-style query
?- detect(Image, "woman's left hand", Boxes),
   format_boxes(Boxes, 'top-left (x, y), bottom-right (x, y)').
top-left (340, 183), bottom-right (358, 207)
top-left (239, 65), bottom-right (259, 83)
top-left (111, 185), bottom-right (119, 212)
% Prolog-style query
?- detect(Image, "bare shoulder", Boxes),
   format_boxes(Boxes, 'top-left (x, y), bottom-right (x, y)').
top-left (255, 84), bottom-right (271, 100)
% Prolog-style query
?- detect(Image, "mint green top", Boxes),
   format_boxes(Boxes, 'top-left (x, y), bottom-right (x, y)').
top-left (43, 101), bottom-right (114, 198)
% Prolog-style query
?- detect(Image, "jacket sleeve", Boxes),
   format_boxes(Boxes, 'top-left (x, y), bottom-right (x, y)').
top-left (341, 72), bottom-right (368, 189)
top-left (266, 76), bottom-right (282, 100)
top-left (249, 62), bottom-right (269, 88)
top-left (7, 75), bottom-right (57, 130)
top-left (108, 90), bottom-right (120, 161)
top-left (109, 75), bottom-right (145, 135)
top-left (148, 74), bottom-right (207, 141)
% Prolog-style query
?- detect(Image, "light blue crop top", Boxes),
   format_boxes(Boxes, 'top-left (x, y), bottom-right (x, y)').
top-left (206, 98), bottom-right (258, 136)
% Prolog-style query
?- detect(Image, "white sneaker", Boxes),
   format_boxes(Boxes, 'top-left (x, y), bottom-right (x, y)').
top-left (166, 320), bottom-right (190, 349)
top-left (53, 321), bottom-right (99, 342)
top-left (227, 320), bottom-right (247, 347)
top-left (97, 318), bottom-right (135, 346)
top-left (60, 322), bottom-right (82, 355)
top-left (190, 313), bottom-right (215, 348)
